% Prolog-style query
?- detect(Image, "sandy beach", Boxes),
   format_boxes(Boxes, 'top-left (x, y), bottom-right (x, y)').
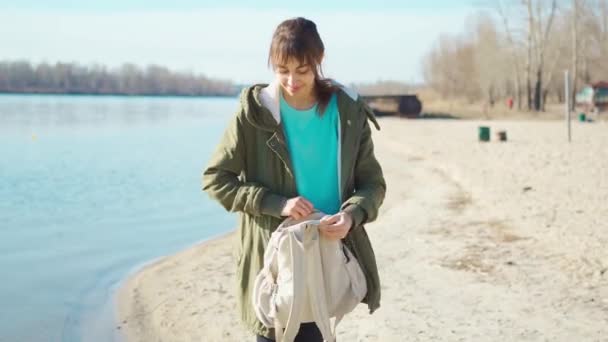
top-left (115, 118), bottom-right (608, 341)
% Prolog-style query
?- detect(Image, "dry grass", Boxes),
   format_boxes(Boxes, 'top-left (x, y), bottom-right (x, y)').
top-left (446, 192), bottom-right (473, 212)
top-left (414, 87), bottom-right (593, 120)
top-left (441, 246), bottom-right (495, 274)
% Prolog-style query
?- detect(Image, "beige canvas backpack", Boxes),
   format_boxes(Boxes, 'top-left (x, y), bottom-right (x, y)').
top-left (252, 212), bottom-right (367, 342)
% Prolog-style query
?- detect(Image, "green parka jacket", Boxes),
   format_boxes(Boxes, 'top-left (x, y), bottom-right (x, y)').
top-left (202, 81), bottom-right (386, 339)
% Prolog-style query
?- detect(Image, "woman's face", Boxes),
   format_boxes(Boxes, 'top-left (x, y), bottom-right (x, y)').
top-left (274, 58), bottom-right (316, 98)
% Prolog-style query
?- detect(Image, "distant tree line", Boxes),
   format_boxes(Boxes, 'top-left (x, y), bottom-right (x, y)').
top-left (0, 60), bottom-right (239, 96)
top-left (423, 0), bottom-right (607, 111)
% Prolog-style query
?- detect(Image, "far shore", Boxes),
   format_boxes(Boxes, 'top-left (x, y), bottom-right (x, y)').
top-left (0, 91), bottom-right (239, 98)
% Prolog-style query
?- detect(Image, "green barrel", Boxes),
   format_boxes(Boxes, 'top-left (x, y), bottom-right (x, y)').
top-left (478, 126), bottom-right (490, 142)
top-left (579, 113), bottom-right (586, 122)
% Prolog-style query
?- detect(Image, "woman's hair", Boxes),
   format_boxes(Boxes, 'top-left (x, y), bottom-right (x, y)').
top-left (268, 17), bottom-right (338, 115)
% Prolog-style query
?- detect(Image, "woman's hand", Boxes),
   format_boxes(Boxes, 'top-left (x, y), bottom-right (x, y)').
top-left (281, 196), bottom-right (314, 219)
top-left (319, 212), bottom-right (353, 240)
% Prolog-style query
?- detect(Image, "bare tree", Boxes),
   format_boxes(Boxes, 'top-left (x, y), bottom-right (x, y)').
top-left (420, 0), bottom-right (608, 110)
top-left (571, 0), bottom-right (583, 110)
top-left (475, 14), bottom-right (495, 106)
top-left (530, 0), bottom-right (558, 111)
top-left (526, 0), bottom-right (535, 110)
top-left (497, 0), bottom-right (526, 109)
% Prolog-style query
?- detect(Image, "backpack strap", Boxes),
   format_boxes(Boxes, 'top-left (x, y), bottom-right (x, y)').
top-left (331, 315), bottom-right (344, 339)
top-left (306, 224), bottom-right (337, 342)
top-left (271, 214), bottom-right (328, 341)
top-left (275, 229), bottom-right (306, 342)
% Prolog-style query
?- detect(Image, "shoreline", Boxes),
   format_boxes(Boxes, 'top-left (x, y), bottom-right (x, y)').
top-left (112, 230), bottom-right (237, 342)
top-left (115, 118), bottom-right (608, 341)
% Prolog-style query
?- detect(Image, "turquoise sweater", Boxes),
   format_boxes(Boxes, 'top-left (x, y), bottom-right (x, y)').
top-left (280, 91), bottom-right (341, 215)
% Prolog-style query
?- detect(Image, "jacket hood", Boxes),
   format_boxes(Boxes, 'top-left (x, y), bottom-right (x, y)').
top-left (238, 83), bottom-right (279, 132)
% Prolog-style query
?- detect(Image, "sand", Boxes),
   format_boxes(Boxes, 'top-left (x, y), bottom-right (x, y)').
top-left (115, 118), bottom-right (608, 342)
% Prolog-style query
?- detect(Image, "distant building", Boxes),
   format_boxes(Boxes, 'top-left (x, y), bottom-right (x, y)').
top-left (576, 81), bottom-right (608, 113)
top-left (361, 94), bottom-right (423, 118)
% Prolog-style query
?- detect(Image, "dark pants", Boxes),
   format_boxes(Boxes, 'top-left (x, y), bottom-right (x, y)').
top-left (256, 322), bottom-right (323, 342)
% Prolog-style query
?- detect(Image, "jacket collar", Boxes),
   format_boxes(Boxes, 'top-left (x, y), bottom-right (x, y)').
top-left (258, 79), bottom-right (361, 125)
top-left (242, 80), bottom-right (380, 132)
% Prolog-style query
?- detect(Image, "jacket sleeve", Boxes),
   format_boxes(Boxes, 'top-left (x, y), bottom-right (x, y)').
top-left (340, 117), bottom-right (386, 229)
top-left (202, 111), bottom-right (288, 218)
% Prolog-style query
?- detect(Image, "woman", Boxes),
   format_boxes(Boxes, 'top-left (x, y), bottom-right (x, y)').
top-left (202, 17), bottom-right (386, 341)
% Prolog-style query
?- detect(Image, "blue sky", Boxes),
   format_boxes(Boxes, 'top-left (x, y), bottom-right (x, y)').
top-left (0, 1), bottom-right (478, 84)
